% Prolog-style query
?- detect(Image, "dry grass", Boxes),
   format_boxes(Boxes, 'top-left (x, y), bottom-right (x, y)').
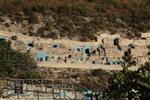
top-left (0, 0), bottom-right (150, 39)
top-left (0, 0), bottom-right (149, 15)
top-left (0, 0), bottom-right (92, 11)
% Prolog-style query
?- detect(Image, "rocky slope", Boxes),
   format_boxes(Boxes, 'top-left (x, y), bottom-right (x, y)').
top-left (0, 0), bottom-right (150, 41)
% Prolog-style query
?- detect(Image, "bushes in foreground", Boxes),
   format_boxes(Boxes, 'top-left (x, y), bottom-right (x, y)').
top-left (0, 40), bottom-right (42, 79)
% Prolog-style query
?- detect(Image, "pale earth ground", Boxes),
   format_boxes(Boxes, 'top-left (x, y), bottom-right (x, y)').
top-left (0, 30), bottom-right (140, 71)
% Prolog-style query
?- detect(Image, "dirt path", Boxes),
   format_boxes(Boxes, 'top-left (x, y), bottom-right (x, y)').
top-left (38, 62), bottom-right (140, 71)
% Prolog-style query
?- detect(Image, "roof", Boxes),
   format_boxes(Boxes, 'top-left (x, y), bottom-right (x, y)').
top-left (26, 41), bottom-right (33, 44)
top-left (0, 35), bottom-right (5, 40)
top-left (37, 51), bottom-right (48, 58)
top-left (99, 34), bottom-right (120, 38)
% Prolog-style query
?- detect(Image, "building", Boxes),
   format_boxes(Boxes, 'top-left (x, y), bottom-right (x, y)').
top-left (37, 51), bottom-right (49, 61)
top-left (0, 35), bottom-right (5, 42)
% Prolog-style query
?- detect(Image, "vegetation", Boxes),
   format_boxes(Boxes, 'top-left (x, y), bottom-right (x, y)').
top-left (0, 0), bottom-right (150, 40)
top-left (0, 40), bottom-right (42, 79)
top-left (107, 50), bottom-right (150, 99)
top-left (80, 69), bottom-right (110, 92)
top-left (91, 69), bottom-right (110, 77)
top-left (135, 62), bottom-right (150, 99)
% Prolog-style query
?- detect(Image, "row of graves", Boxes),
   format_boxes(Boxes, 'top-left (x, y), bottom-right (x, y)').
top-left (97, 33), bottom-right (150, 65)
top-left (31, 34), bottom-right (150, 66)
top-left (0, 33), bottom-right (150, 66)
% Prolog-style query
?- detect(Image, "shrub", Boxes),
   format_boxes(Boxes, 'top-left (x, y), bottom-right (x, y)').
top-left (96, 5), bottom-right (107, 13)
top-left (147, 45), bottom-right (150, 49)
top-left (57, 4), bottom-right (70, 16)
top-left (91, 69), bottom-right (109, 77)
top-left (25, 70), bottom-right (43, 79)
top-left (101, 0), bottom-right (114, 5)
top-left (148, 51), bottom-right (150, 55)
top-left (0, 41), bottom-right (37, 78)
top-left (76, 3), bottom-right (87, 16)
top-left (12, 0), bottom-right (22, 6)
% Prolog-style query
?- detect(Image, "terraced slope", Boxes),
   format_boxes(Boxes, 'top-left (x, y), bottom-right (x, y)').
top-left (0, 30), bottom-right (141, 71)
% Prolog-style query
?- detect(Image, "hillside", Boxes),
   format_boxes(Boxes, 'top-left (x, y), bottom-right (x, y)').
top-left (0, 0), bottom-right (150, 41)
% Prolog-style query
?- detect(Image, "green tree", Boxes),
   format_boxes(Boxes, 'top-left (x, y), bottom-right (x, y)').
top-left (12, 0), bottom-right (22, 6)
top-left (0, 41), bottom-right (38, 78)
top-left (108, 49), bottom-right (150, 100)
top-left (108, 51), bottom-right (136, 99)
top-left (135, 62), bottom-right (150, 99)
top-left (57, 4), bottom-right (70, 16)
top-left (75, 3), bottom-right (87, 15)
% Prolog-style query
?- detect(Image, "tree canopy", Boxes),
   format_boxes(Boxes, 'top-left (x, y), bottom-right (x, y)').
top-left (0, 40), bottom-right (38, 78)
top-left (108, 50), bottom-right (150, 99)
